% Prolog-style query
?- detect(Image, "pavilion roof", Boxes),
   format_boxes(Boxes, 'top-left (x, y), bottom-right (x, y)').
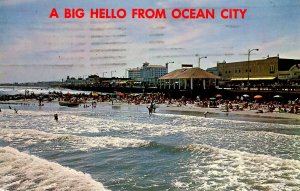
top-left (159, 68), bottom-right (220, 80)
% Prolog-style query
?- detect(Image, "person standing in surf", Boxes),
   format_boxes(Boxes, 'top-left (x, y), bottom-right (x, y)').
top-left (54, 114), bottom-right (58, 121)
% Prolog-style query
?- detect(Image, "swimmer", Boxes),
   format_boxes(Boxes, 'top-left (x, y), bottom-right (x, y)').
top-left (54, 114), bottom-right (58, 121)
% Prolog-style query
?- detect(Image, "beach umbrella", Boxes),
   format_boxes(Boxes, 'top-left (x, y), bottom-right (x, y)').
top-left (215, 94), bottom-right (222, 98)
top-left (242, 94), bottom-right (250, 98)
top-left (273, 95), bottom-right (282, 99)
top-left (65, 92), bottom-right (72, 97)
top-left (91, 91), bottom-right (98, 97)
top-left (254, 95), bottom-right (263, 99)
top-left (118, 93), bottom-right (125, 97)
top-left (209, 97), bottom-right (216, 101)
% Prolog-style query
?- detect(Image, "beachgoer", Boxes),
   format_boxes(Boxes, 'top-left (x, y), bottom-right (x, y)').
top-left (150, 101), bottom-right (156, 113)
top-left (256, 109), bottom-right (263, 113)
top-left (204, 111), bottom-right (208, 118)
top-left (225, 104), bottom-right (229, 112)
top-left (9, 106), bottom-right (11, 109)
top-left (14, 108), bottom-right (18, 114)
top-left (54, 114), bottom-right (58, 121)
top-left (147, 106), bottom-right (153, 116)
top-left (153, 105), bottom-right (156, 113)
top-left (38, 98), bottom-right (42, 106)
top-left (92, 101), bottom-right (97, 108)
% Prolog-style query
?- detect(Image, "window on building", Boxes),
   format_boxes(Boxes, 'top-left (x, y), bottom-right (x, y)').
top-left (270, 65), bottom-right (275, 73)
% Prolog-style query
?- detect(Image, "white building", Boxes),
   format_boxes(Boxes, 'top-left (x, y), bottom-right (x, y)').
top-left (141, 62), bottom-right (167, 85)
top-left (128, 62), bottom-right (167, 85)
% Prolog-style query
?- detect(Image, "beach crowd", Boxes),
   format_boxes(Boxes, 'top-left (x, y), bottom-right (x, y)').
top-left (0, 91), bottom-right (299, 115)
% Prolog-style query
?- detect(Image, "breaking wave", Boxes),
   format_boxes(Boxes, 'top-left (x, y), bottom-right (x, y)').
top-left (0, 146), bottom-right (109, 191)
top-left (0, 128), bottom-right (149, 151)
top-left (174, 144), bottom-right (300, 190)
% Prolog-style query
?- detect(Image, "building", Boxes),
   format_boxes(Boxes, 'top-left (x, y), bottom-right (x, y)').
top-left (206, 67), bottom-right (219, 76)
top-left (86, 75), bottom-right (100, 84)
top-left (65, 76), bottom-right (88, 85)
top-left (159, 68), bottom-right (220, 90)
top-left (217, 57), bottom-right (300, 83)
top-left (141, 62), bottom-right (167, 85)
top-left (128, 62), bottom-right (167, 85)
top-left (128, 68), bottom-right (142, 82)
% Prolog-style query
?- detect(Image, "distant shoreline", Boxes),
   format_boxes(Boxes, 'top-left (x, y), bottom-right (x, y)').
top-left (1, 100), bottom-right (299, 124)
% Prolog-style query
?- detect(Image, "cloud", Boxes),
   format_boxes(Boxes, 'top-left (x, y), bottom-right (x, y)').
top-left (0, 15), bottom-right (134, 82)
top-left (1, 0), bottom-right (299, 82)
top-left (257, 36), bottom-right (300, 59)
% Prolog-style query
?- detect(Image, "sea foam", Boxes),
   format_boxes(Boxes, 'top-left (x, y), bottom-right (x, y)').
top-left (0, 146), bottom-right (109, 191)
top-left (180, 144), bottom-right (300, 190)
top-left (0, 128), bottom-right (149, 150)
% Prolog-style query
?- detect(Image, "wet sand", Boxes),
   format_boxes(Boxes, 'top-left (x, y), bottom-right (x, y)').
top-left (154, 104), bottom-right (300, 125)
top-left (157, 104), bottom-right (300, 120)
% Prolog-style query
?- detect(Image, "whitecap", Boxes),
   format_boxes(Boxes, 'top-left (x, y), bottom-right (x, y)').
top-left (182, 144), bottom-right (300, 190)
top-left (0, 128), bottom-right (149, 150)
top-left (0, 146), bottom-right (109, 191)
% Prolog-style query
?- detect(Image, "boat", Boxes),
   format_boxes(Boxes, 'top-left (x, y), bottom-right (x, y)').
top-left (59, 101), bottom-right (80, 107)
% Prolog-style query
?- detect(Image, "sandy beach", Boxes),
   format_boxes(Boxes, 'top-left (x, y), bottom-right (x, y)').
top-left (157, 104), bottom-right (300, 120)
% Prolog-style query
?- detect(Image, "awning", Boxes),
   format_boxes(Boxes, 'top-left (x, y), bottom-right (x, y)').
top-left (230, 77), bottom-right (276, 81)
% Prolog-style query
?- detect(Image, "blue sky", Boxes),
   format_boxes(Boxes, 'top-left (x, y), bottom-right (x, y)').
top-left (0, 0), bottom-right (299, 82)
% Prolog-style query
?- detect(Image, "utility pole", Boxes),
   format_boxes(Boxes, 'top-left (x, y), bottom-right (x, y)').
top-left (247, 48), bottom-right (259, 88)
top-left (195, 54), bottom-right (207, 68)
top-left (165, 61), bottom-right (174, 73)
top-left (111, 70), bottom-right (116, 77)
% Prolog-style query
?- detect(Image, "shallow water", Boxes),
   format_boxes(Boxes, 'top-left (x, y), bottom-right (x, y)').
top-left (0, 102), bottom-right (300, 190)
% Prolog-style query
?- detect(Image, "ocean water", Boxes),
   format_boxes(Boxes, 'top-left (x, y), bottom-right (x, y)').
top-left (0, 103), bottom-right (300, 191)
top-left (0, 86), bottom-right (90, 95)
